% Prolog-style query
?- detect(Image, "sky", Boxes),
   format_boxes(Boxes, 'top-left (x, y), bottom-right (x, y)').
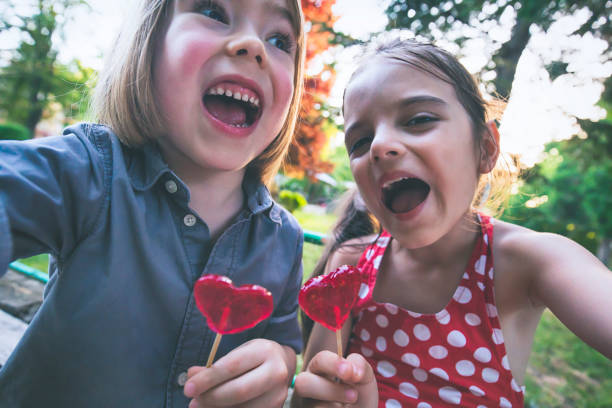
top-left (5, 0), bottom-right (611, 167)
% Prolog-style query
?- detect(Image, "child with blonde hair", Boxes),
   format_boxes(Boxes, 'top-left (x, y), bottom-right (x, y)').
top-left (0, 1), bottom-right (306, 407)
top-left (292, 39), bottom-right (612, 408)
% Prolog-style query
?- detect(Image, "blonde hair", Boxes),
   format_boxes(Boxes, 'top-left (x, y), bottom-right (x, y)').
top-left (91, 0), bottom-right (305, 186)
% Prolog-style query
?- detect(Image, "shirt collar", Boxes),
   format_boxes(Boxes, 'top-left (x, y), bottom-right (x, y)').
top-left (127, 143), bottom-right (281, 224)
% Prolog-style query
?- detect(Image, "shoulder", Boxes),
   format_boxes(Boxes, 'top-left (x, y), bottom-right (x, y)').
top-left (327, 234), bottom-right (378, 272)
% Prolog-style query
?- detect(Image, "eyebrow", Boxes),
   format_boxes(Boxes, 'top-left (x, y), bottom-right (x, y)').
top-left (264, 1), bottom-right (298, 34)
top-left (344, 95), bottom-right (447, 138)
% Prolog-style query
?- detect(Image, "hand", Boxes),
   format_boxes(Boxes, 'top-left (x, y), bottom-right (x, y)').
top-left (184, 338), bottom-right (294, 408)
top-left (294, 350), bottom-right (378, 408)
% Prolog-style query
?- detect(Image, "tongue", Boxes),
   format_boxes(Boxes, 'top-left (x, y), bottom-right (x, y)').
top-left (205, 97), bottom-right (247, 126)
top-left (390, 190), bottom-right (427, 213)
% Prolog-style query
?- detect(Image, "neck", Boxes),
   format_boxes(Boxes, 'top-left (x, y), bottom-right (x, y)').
top-left (393, 212), bottom-right (480, 270)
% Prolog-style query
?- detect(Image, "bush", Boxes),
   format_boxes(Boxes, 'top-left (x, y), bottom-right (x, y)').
top-left (0, 122), bottom-right (31, 141)
top-left (278, 189), bottom-right (307, 213)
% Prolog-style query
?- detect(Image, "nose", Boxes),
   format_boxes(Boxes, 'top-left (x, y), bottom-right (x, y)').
top-left (226, 32), bottom-right (267, 68)
top-left (370, 128), bottom-right (404, 163)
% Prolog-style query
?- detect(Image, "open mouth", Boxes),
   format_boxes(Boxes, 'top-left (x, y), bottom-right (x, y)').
top-left (382, 177), bottom-right (430, 214)
top-left (203, 83), bottom-right (262, 128)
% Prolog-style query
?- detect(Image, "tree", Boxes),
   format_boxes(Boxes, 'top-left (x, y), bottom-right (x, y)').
top-left (284, 0), bottom-right (341, 179)
top-left (0, 0), bottom-right (90, 136)
top-left (384, 0), bottom-right (612, 99)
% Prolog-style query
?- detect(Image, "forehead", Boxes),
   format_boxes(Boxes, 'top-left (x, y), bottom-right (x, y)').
top-left (344, 57), bottom-right (457, 117)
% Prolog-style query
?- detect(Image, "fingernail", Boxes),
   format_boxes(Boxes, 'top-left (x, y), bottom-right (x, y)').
top-left (184, 382), bottom-right (195, 397)
top-left (338, 362), bottom-right (349, 377)
top-left (354, 365), bottom-right (363, 379)
top-left (188, 400), bottom-right (198, 408)
top-left (346, 389), bottom-right (357, 402)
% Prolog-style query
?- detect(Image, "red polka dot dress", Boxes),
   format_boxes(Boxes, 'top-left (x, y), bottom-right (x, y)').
top-left (346, 215), bottom-right (525, 408)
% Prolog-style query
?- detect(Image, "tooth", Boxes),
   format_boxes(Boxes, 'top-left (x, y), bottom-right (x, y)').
top-left (233, 92), bottom-right (241, 100)
top-left (208, 89), bottom-right (217, 95)
top-left (242, 94), bottom-right (249, 102)
top-left (249, 97), bottom-right (255, 104)
top-left (216, 87), bottom-right (224, 95)
top-left (225, 90), bottom-right (233, 97)
top-left (254, 99), bottom-right (260, 107)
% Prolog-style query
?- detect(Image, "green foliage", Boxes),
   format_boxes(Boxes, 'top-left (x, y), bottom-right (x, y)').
top-left (278, 190), bottom-right (308, 213)
top-left (0, 0), bottom-right (92, 133)
top-left (17, 254), bottom-right (49, 272)
top-left (0, 122), bottom-right (30, 140)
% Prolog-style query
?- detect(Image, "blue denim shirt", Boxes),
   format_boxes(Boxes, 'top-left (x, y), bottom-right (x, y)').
top-left (0, 123), bottom-right (303, 407)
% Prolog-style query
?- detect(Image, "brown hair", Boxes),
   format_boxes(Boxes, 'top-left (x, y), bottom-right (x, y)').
top-left (345, 39), bottom-right (513, 215)
top-left (91, 0), bottom-right (305, 186)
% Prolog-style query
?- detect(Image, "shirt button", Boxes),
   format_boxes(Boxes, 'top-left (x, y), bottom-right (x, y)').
top-left (165, 180), bottom-right (178, 194)
top-left (183, 214), bottom-right (197, 227)
top-left (177, 371), bottom-right (188, 386)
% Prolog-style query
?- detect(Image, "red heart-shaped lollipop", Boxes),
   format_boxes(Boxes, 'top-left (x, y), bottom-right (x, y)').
top-left (194, 275), bottom-right (273, 334)
top-left (299, 265), bottom-right (363, 331)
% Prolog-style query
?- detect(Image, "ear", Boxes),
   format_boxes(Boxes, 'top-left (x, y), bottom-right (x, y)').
top-left (478, 120), bottom-right (500, 174)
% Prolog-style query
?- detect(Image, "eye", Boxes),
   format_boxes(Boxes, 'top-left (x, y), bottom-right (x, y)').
top-left (347, 136), bottom-right (373, 157)
top-left (404, 115), bottom-right (438, 127)
top-left (268, 33), bottom-right (294, 53)
top-left (196, 0), bottom-right (228, 23)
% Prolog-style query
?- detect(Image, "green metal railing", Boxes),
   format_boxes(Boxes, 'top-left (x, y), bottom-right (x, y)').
top-left (9, 231), bottom-right (326, 284)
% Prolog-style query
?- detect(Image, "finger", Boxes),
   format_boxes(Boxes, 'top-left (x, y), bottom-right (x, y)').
top-left (193, 359), bottom-right (287, 406)
top-left (294, 371), bottom-right (358, 405)
top-left (184, 346), bottom-right (265, 398)
top-left (306, 350), bottom-right (356, 384)
top-left (345, 353), bottom-right (376, 385)
top-left (187, 366), bottom-right (205, 379)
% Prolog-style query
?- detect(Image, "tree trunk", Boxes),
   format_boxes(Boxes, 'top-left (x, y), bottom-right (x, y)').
top-left (597, 237), bottom-right (611, 267)
top-left (492, 18), bottom-right (533, 99)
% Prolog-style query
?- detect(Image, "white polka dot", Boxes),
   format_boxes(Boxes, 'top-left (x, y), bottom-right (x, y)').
top-left (377, 361), bottom-right (396, 378)
top-left (482, 367), bottom-right (500, 383)
top-left (447, 330), bottom-right (467, 347)
top-left (439, 386), bottom-right (462, 404)
top-left (473, 347), bottom-right (492, 363)
top-left (429, 345), bottom-right (448, 359)
top-left (413, 324), bottom-right (431, 341)
top-left (377, 236), bottom-right (390, 247)
top-left (373, 255), bottom-right (382, 269)
top-left (500, 397), bottom-right (513, 408)
top-left (417, 403), bottom-right (432, 408)
top-left (399, 382), bottom-right (419, 398)
top-left (365, 248), bottom-right (375, 260)
top-left (488, 267), bottom-right (494, 280)
top-left (376, 314), bottom-right (389, 327)
top-left (485, 303), bottom-right (498, 317)
top-left (401, 353), bottom-right (420, 367)
top-left (502, 355), bottom-right (510, 370)
top-left (408, 311), bottom-right (422, 318)
top-left (360, 329), bottom-right (370, 341)
top-left (492, 328), bottom-right (504, 345)
top-left (358, 283), bottom-right (369, 299)
top-left (474, 255), bottom-right (487, 275)
top-left (361, 346), bottom-right (373, 357)
top-left (453, 287), bottom-right (472, 304)
top-left (484, 233), bottom-right (489, 245)
top-left (469, 385), bottom-right (485, 396)
top-left (367, 305), bottom-right (377, 311)
top-left (436, 310), bottom-right (450, 325)
top-left (412, 368), bottom-right (428, 382)
top-left (393, 329), bottom-right (409, 347)
top-left (385, 303), bottom-right (398, 314)
top-left (376, 336), bottom-right (387, 351)
top-left (429, 367), bottom-right (449, 380)
top-left (465, 313), bottom-right (481, 326)
top-left (511, 378), bottom-right (522, 392)
top-left (385, 399), bottom-right (401, 408)
top-left (477, 281), bottom-right (485, 291)
top-left (462, 272), bottom-right (470, 280)
top-left (477, 406), bottom-right (487, 408)
top-left (455, 360), bottom-right (475, 376)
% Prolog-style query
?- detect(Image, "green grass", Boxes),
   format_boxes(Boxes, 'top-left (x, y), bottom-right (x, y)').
top-left (293, 208), bottom-right (337, 235)
top-left (17, 254), bottom-right (49, 272)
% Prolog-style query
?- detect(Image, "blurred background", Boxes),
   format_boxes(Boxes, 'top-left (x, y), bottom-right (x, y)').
top-left (1, 1), bottom-right (610, 406)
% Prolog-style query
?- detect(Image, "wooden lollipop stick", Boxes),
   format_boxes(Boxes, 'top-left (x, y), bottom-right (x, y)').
top-left (336, 329), bottom-right (343, 358)
top-left (206, 333), bottom-right (223, 368)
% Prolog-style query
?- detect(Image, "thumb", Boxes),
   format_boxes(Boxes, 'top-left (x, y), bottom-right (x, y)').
top-left (345, 353), bottom-right (376, 386)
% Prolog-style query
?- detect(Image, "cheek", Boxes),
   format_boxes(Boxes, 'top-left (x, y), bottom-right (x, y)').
top-left (162, 31), bottom-right (217, 79)
top-left (271, 63), bottom-right (295, 113)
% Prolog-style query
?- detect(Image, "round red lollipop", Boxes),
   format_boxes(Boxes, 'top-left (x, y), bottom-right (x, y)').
top-left (193, 275), bottom-right (273, 335)
top-left (299, 265), bottom-right (363, 331)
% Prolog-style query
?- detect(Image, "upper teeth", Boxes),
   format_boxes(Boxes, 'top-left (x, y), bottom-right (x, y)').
top-left (382, 177), bottom-right (412, 189)
top-left (207, 86), bottom-right (260, 107)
